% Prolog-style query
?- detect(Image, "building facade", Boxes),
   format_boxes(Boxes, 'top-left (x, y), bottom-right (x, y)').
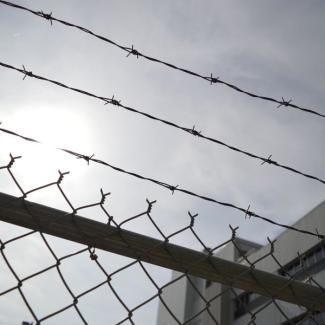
top-left (156, 201), bottom-right (325, 325)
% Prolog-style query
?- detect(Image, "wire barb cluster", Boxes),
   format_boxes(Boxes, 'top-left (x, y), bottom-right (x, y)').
top-left (37, 10), bottom-right (53, 25)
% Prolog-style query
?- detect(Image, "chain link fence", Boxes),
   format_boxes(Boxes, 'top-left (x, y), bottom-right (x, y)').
top-left (0, 154), bottom-right (324, 325)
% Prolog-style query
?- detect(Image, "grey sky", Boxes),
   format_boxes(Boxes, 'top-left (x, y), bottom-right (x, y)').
top-left (0, 1), bottom-right (324, 324)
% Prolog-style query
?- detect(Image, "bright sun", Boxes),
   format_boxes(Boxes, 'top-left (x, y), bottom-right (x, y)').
top-left (2, 106), bottom-right (94, 183)
top-left (10, 106), bottom-right (91, 148)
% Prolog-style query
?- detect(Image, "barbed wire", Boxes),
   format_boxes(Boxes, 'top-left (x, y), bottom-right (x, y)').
top-left (0, 126), bottom-right (323, 241)
top-left (0, 0), bottom-right (324, 120)
top-left (0, 61), bottom-right (324, 187)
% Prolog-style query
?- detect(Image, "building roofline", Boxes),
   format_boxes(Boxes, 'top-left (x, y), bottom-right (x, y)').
top-left (272, 200), bottom-right (325, 243)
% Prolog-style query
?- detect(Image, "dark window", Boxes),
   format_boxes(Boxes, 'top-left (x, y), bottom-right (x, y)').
top-left (233, 292), bottom-right (253, 319)
top-left (282, 311), bottom-right (325, 324)
top-left (279, 241), bottom-right (325, 279)
top-left (234, 242), bottom-right (325, 320)
top-left (205, 280), bottom-right (212, 288)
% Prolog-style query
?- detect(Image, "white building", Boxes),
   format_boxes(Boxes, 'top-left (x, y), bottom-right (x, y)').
top-left (157, 200), bottom-right (325, 325)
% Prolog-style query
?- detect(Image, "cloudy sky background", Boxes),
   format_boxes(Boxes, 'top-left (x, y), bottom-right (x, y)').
top-left (0, 0), bottom-right (325, 324)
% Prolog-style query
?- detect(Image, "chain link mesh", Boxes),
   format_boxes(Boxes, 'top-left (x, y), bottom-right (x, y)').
top-left (0, 154), bottom-right (324, 325)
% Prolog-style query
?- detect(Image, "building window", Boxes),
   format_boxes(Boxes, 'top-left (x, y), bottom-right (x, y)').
top-left (282, 311), bottom-right (325, 324)
top-left (233, 292), bottom-right (255, 319)
top-left (234, 241), bottom-right (325, 320)
top-left (279, 241), bottom-right (325, 279)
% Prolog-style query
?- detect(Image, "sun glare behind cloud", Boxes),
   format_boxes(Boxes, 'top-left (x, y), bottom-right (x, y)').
top-left (1, 105), bottom-right (94, 188)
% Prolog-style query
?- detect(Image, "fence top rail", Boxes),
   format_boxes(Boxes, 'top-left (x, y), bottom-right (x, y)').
top-left (0, 192), bottom-right (324, 311)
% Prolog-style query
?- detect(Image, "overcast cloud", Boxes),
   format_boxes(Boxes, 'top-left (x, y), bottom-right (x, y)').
top-left (0, 1), bottom-right (324, 324)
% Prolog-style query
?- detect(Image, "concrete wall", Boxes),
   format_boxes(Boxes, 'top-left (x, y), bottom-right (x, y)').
top-left (156, 271), bottom-right (188, 325)
top-left (184, 275), bottom-right (205, 325)
top-left (156, 272), bottom-right (206, 325)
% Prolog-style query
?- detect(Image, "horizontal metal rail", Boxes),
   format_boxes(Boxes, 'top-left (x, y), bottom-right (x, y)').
top-left (0, 192), bottom-right (324, 311)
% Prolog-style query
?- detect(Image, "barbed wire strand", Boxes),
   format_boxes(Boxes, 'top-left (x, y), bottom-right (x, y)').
top-left (0, 61), bottom-right (324, 186)
top-left (0, 0), bottom-right (324, 119)
top-left (0, 126), bottom-right (323, 240)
